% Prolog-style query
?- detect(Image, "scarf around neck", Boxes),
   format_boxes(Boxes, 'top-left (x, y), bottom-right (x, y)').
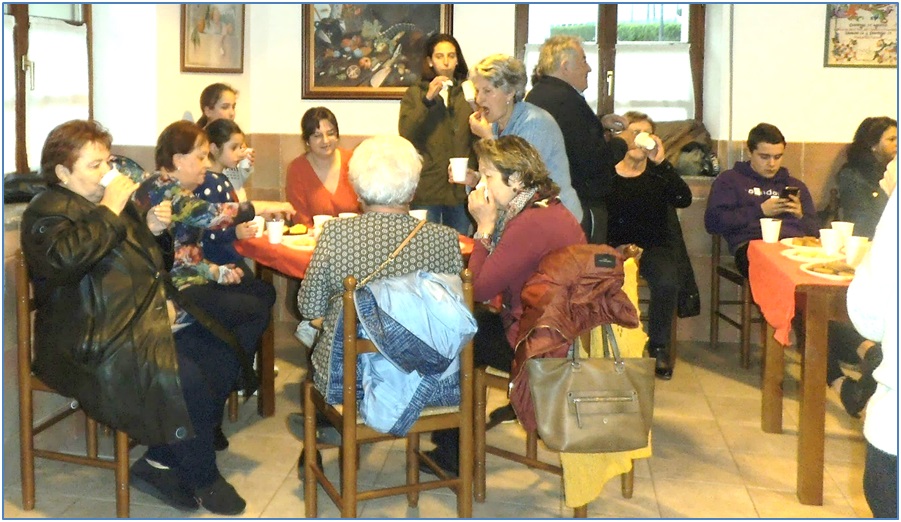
top-left (488, 187), bottom-right (540, 252)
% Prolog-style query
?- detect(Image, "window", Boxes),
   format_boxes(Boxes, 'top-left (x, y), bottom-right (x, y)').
top-left (517, 4), bottom-right (705, 120)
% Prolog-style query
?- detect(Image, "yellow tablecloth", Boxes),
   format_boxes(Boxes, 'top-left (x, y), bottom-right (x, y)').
top-left (559, 257), bottom-right (652, 508)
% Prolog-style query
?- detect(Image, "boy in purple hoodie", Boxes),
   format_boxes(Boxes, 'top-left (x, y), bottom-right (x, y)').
top-left (704, 123), bottom-right (819, 276)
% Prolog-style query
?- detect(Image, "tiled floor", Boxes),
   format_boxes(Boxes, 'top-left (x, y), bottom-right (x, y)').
top-left (4, 321), bottom-right (873, 519)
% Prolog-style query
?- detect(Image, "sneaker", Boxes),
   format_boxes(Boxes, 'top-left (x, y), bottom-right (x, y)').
top-left (213, 425), bottom-right (229, 452)
top-left (194, 475), bottom-right (246, 516)
top-left (286, 412), bottom-right (342, 446)
top-left (129, 457), bottom-right (199, 511)
top-left (418, 449), bottom-right (458, 478)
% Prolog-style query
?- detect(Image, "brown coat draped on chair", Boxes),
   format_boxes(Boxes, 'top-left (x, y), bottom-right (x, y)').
top-left (509, 244), bottom-right (641, 431)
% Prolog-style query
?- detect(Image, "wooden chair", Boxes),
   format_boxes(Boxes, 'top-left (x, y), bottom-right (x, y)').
top-left (709, 235), bottom-right (765, 368)
top-left (473, 331), bottom-right (634, 518)
top-left (15, 250), bottom-right (131, 518)
top-left (302, 270), bottom-right (474, 518)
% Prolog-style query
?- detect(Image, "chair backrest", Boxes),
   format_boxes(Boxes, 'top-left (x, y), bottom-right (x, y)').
top-left (340, 269), bottom-right (474, 432)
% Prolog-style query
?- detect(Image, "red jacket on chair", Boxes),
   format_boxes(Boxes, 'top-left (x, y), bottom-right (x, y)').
top-left (510, 244), bottom-right (640, 431)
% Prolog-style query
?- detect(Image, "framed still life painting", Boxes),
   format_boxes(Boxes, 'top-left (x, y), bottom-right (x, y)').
top-left (302, 4), bottom-right (453, 99)
top-left (825, 4), bottom-right (897, 67)
top-left (181, 4), bottom-right (246, 73)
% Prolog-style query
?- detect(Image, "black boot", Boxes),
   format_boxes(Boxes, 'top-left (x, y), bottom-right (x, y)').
top-left (840, 374), bottom-right (878, 418)
top-left (652, 344), bottom-right (673, 380)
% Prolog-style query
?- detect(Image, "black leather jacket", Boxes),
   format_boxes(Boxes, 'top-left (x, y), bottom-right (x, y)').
top-left (21, 185), bottom-right (193, 446)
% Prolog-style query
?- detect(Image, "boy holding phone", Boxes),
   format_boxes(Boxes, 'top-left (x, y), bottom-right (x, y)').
top-left (704, 123), bottom-right (820, 276)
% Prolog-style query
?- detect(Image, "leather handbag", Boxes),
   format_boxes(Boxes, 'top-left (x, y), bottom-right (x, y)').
top-left (525, 323), bottom-right (654, 453)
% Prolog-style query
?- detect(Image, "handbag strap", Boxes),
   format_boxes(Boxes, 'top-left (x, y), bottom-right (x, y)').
top-left (577, 323), bottom-right (624, 371)
top-left (357, 219), bottom-right (427, 288)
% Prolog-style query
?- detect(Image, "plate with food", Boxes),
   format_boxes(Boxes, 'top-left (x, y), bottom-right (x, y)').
top-left (780, 248), bottom-right (842, 263)
top-left (281, 235), bottom-right (316, 251)
top-left (780, 236), bottom-right (822, 252)
top-left (800, 260), bottom-right (855, 281)
top-left (283, 223), bottom-right (309, 236)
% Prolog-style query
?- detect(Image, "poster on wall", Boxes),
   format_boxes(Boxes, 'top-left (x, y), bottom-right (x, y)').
top-left (302, 4), bottom-right (453, 100)
top-left (825, 4), bottom-right (897, 67)
top-left (181, 4), bottom-right (245, 73)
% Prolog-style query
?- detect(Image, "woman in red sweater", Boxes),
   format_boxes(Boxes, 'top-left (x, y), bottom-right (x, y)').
top-left (285, 107), bottom-right (360, 227)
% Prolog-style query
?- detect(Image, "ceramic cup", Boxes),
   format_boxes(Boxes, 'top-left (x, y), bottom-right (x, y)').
top-left (819, 228), bottom-right (842, 255)
top-left (267, 219), bottom-right (284, 244)
top-left (251, 216), bottom-right (266, 238)
top-left (831, 221), bottom-right (854, 242)
top-left (409, 209), bottom-right (428, 221)
top-left (844, 236), bottom-right (870, 267)
top-left (449, 157), bottom-right (469, 183)
top-left (760, 218), bottom-right (782, 243)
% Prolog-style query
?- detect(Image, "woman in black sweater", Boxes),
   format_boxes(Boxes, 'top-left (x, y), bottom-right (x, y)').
top-left (607, 111), bottom-right (692, 379)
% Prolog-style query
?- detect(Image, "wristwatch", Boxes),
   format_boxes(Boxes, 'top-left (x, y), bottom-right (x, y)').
top-left (473, 231), bottom-right (491, 241)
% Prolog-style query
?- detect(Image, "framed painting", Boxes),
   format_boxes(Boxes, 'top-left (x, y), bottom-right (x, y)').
top-left (302, 4), bottom-right (453, 99)
top-left (181, 4), bottom-right (245, 73)
top-left (825, 4), bottom-right (897, 67)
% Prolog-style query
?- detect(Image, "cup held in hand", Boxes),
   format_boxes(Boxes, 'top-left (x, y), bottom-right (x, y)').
top-left (99, 167), bottom-right (123, 188)
top-left (251, 216), bottom-right (266, 238)
top-left (634, 132), bottom-right (656, 150)
top-left (238, 148), bottom-right (253, 170)
top-left (461, 80), bottom-right (476, 102)
top-left (759, 218), bottom-right (782, 243)
top-left (449, 157), bottom-right (469, 183)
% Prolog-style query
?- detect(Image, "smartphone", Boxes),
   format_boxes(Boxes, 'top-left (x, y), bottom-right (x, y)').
top-left (781, 186), bottom-right (800, 199)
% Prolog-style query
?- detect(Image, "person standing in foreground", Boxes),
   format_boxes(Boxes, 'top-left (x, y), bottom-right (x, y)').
top-left (525, 35), bottom-right (627, 241)
top-left (849, 160), bottom-right (897, 518)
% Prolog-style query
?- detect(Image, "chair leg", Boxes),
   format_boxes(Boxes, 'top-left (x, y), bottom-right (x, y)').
top-left (574, 504), bottom-right (588, 517)
top-left (406, 433), bottom-right (420, 508)
top-left (114, 430), bottom-right (130, 518)
top-left (228, 391), bottom-right (238, 422)
top-left (86, 417), bottom-right (98, 459)
top-left (19, 387), bottom-right (35, 510)
top-left (709, 269), bottom-right (720, 351)
top-left (740, 282), bottom-right (752, 369)
top-left (621, 464), bottom-right (634, 499)
top-left (526, 430), bottom-right (538, 460)
top-left (302, 383), bottom-right (318, 518)
top-left (473, 369), bottom-right (487, 503)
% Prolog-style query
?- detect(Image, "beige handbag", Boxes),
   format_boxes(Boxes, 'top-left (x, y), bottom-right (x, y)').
top-left (525, 323), bottom-right (654, 453)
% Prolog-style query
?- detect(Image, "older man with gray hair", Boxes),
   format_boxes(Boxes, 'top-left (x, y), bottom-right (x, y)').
top-left (525, 35), bottom-right (628, 242)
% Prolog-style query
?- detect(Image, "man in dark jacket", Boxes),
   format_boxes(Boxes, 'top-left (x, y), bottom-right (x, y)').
top-left (704, 123), bottom-right (819, 277)
top-left (525, 35), bottom-right (627, 242)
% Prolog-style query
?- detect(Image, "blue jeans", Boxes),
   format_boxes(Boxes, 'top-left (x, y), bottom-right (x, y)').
top-left (412, 204), bottom-right (471, 235)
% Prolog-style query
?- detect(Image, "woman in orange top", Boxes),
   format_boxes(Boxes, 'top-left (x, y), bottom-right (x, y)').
top-left (285, 107), bottom-right (361, 227)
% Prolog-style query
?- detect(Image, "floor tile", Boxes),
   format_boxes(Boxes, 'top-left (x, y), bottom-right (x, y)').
top-left (653, 478), bottom-right (758, 518)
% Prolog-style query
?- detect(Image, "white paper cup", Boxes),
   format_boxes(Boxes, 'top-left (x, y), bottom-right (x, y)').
top-left (238, 148), bottom-right (253, 170)
top-left (267, 219), bottom-right (284, 244)
top-left (844, 236), bottom-right (870, 267)
top-left (338, 212), bottom-right (358, 219)
top-left (831, 221), bottom-right (854, 242)
top-left (99, 167), bottom-right (122, 188)
top-left (819, 228), bottom-right (842, 255)
top-left (461, 80), bottom-right (476, 102)
top-left (634, 131), bottom-right (656, 150)
top-left (251, 216), bottom-right (266, 238)
top-left (449, 157), bottom-right (469, 183)
top-left (409, 209), bottom-right (428, 221)
top-left (760, 218), bottom-right (782, 243)
top-left (312, 214), bottom-right (333, 229)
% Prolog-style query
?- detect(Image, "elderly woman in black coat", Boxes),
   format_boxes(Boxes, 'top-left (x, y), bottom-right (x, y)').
top-left (21, 120), bottom-right (245, 516)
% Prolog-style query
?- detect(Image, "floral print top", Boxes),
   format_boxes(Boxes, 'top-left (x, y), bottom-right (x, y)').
top-left (133, 172), bottom-right (254, 289)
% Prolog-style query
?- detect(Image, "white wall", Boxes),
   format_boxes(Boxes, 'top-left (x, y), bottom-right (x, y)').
top-left (730, 4), bottom-right (897, 143)
top-left (92, 4), bottom-right (896, 146)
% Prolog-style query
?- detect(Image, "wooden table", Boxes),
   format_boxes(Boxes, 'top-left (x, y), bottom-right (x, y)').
top-left (234, 234), bottom-right (475, 417)
top-left (747, 240), bottom-right (851, 506)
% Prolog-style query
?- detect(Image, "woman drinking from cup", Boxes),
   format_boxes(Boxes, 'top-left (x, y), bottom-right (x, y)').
top-left (607, 111), bottom-right (692, 380)
top-left (464, 54), bottom-right (583, 224)
top-left (285, 107), bottom-right (360, 227)
top-left (399, 33), bottom-right (475, 234)
top-left (22, 120), bottom-right (246, 514)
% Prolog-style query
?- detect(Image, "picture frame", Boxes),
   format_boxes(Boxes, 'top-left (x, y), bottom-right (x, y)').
top-left (825, 4), bottom-right (897, 67)
top-left (181, 4), bottom-right (245, 73)
top-left (302, 4), bottom-right (453, 100)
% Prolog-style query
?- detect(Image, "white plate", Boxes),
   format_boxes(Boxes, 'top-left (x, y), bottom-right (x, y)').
top-left (780, 237), bottom-right (822, 252)
top-left (780, 248), bottom-right (842, 263)
top-left (799, 262), bottom-right (855, 281)
top-left (281, 235), bottom-right (316, 251)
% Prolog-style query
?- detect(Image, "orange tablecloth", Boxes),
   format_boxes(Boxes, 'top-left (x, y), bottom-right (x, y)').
top-left (235, 235), bottom-right (475, 280)
top-left (747, 240), bottom-right (850, 346)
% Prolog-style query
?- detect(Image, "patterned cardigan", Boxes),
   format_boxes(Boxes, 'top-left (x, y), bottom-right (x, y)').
top-left (298, 212), bottom-right (464, 397)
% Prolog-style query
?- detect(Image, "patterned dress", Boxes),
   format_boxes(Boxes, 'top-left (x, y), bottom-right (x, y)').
top-left (298, 212), bottom-right (463, 398)
top-left (193, 171), bottom-right (244, 266)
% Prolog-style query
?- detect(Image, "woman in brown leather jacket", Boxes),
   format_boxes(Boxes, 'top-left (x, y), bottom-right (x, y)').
top-left (21, 120), bottom-right (245, 516)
